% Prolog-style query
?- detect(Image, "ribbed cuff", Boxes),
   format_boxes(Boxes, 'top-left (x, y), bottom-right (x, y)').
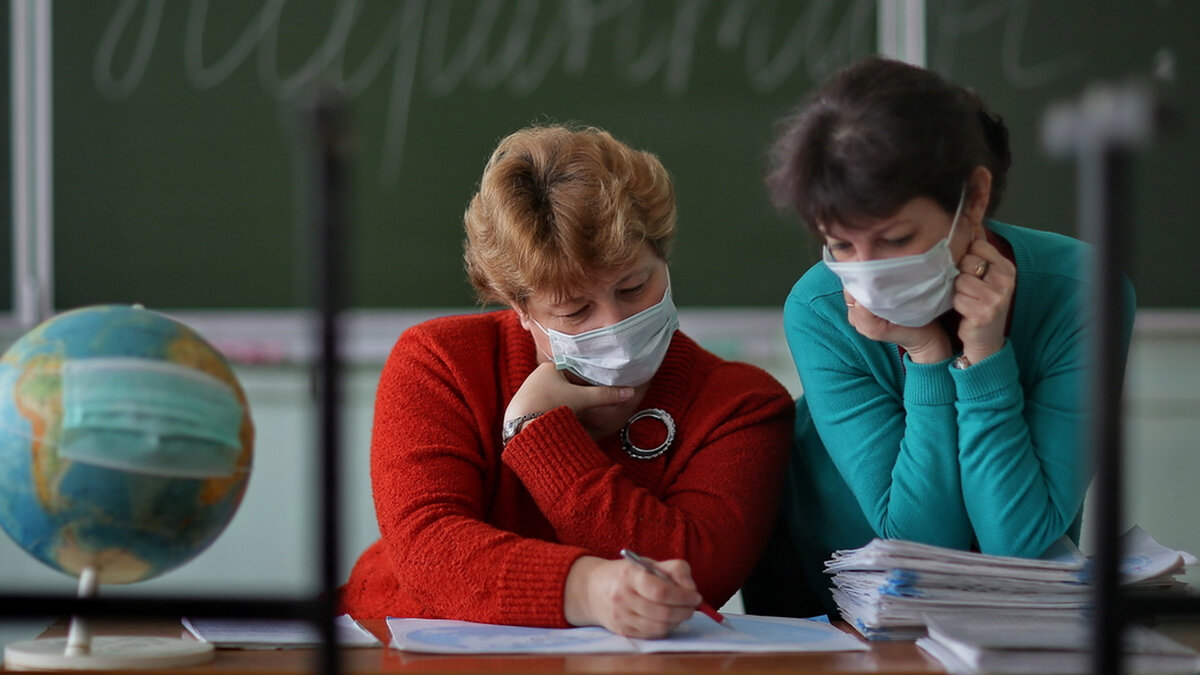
top-left (496, 540), bottom-right (586, 627)
top-left (951, 341), bottom-right (1018, 400)
top-left (902, 354), bottom-right (957, 405)
top-left (502, 407), bottom-right (610, 497)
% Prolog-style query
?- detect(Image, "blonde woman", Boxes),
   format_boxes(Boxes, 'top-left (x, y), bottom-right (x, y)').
top-left (339, 125), bottom-right (793, 637)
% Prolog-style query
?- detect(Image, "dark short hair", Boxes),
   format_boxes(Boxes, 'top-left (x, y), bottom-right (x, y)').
top-left (766, 56), bottom-right (1011, 234)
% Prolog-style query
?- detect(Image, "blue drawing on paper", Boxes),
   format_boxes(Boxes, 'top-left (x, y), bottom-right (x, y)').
top-left (406, 625), bottom-right (617, 652)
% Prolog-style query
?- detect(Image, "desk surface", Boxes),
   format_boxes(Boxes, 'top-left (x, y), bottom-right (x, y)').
top-left (17, 617), bottom-right (1200, 674)
top-left (6, 618), bottom-right (944, 674)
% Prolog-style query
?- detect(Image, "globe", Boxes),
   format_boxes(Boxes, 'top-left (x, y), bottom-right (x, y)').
top-left (0, 304), bottom-right (253, 586)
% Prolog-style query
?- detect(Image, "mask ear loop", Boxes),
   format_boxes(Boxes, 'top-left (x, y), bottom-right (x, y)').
top-left (939, 184), bottom-right (971, 269)
top-left (949, 183), bottom-right (968, 237)
top-left (959, 181), bottom-right (983, 242)
top-left (520, 309), bottom-right (558, 364)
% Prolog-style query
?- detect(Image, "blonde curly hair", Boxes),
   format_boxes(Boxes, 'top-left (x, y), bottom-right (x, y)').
top-left (463, 124), bottom-right (676, 307)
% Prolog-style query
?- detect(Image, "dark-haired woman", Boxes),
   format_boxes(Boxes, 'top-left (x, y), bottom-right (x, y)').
top-left (764, 56), bottom-right (1136, 611)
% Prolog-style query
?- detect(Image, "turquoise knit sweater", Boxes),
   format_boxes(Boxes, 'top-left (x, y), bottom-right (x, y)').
top-left (780, 221), bottom-right (1136, 606)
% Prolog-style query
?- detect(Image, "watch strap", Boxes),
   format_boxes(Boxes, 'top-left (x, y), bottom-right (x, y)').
top-left (502, 411), bottom-right (543, 446)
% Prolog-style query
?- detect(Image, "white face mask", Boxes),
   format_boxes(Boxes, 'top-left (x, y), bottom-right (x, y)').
top-left (823, 188), bottom-right (967, 328)
top-left (531, 275), bottom-right (679, 387)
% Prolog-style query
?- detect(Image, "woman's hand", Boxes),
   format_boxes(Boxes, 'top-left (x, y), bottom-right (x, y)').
top-left (844, 292), bottom-right (952, 364)
top-left (563, 555), bottom-right (701, 638)
top-left (953, 237), bottom-right (1015, 366)
top-left (504, 361), bottom-right (634, 423)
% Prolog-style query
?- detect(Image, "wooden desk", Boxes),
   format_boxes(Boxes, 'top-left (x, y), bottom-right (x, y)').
top-left (6, 618), bottom-right (944, 674)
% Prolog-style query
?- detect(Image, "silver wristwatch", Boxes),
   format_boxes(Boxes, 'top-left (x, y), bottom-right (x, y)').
top-left (501, 412), bottom-right (543, 446)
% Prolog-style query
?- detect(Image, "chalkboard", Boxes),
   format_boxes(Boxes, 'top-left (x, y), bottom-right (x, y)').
top-left (50, 0), bottom-right (875, 310)
top-left (35, 1), bottom-right (1200, 311)
top-left (925, 0), bottom-right (1199, 309)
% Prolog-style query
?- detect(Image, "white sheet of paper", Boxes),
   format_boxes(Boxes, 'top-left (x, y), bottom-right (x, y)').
top-left (634, 614), bottom-right (868, 653)
top-left (182, 614), bottom-right (380, 649)
top-left (1120, 524), bottom-right (1198, 584)
top-left (386, 613), bottom-right (867, 654)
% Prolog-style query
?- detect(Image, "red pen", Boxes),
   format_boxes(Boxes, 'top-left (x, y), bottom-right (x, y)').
top-left (619, 549), bottom-right (729, 627)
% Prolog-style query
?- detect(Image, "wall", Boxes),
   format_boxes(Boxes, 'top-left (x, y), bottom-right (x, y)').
top-left (1101, 322), bottom-right (1200, 586)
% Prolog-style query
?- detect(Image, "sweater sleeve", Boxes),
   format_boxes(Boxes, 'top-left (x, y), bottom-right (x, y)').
top-left (500, 367), bottom-right (794, 608)
top-left (953, 275), bottom-right (1137, 557)
top-left (784, 286), bottom-right (974, 549)
top-left (367, 325), bottom-right (585, 627)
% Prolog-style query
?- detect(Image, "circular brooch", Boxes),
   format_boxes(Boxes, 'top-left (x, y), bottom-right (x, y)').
top-left (621, 408), bottom-right (676, 460)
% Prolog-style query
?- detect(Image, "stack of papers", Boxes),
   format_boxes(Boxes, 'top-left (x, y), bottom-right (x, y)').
top-left (387, 613), bottom-right (868, 654)
top-left (825, 526), bottom-right (1196, 641)
top-left (916, 612), bottom-right (1200, 674)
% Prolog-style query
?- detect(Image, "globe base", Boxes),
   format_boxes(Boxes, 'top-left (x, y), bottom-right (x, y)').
top-left (4, 636), bottom-right (214, 670)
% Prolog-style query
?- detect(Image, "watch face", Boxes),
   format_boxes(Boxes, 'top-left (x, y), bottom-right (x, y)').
top-left (502, 420), bottom-right (521, 442)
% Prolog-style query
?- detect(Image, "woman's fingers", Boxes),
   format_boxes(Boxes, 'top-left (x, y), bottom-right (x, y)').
top-left (620, 558), bottom-right (700, 637)
top-left (584, 557), bottom-right (700, 638)
top-left (505, 362), bottom-right (634, 420)
top-left (954, 239), bottom-right (1016, 362)
top-left (957, 239), bottom-right (1010, 285)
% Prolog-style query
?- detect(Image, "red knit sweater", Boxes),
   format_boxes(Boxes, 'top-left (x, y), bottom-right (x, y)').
top-left (338, 310), bottom-right (793, 626)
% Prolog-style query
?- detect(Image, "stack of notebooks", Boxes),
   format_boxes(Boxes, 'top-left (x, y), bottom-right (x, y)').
top-left (916, 612), bottom-right (1200, 675)
top-left (826, 526), bottom-right (1196, 642)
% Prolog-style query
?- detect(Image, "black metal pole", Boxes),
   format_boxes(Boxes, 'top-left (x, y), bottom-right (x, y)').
top-left (1044, 82), bottom-right (1158, 675)
top-left (1081, 143), bottom-right (1128, 675)
top-left (311, 87), bottom-right (349, 675)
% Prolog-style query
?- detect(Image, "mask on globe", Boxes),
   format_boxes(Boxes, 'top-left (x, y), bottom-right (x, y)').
top-left (822, 187), bottom-right (967, 328)
top-left (530, 275), bottom-right (679, 387)
top-left (60, 357), bottom-right (245, 478)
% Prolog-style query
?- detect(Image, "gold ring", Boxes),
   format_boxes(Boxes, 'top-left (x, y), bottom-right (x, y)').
top-left (973, 260), bottom-right (990, 279)
top-left (846, 301), bottom-right (856, 308)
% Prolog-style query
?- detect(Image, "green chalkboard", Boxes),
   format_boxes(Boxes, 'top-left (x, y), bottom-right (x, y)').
top-left (51, 0), bottom-right (876, 310)
top-left (40, 1), bottom-right (1200, 311)
top-left (926, 0), bottom-right (1200, 308)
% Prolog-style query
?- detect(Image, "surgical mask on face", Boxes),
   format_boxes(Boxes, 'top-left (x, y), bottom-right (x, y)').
top-left (823, 188), bottom-right (967, 328)
top-left (531, 274), bottom-right (680, 387)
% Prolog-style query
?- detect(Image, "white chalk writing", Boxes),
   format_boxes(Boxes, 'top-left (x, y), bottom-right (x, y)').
top-left (91, 0), bottom-right (873, 183)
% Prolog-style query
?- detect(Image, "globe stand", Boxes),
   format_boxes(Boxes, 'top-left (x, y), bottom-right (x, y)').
top-left (4, 567), bottom-right (214, 670)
